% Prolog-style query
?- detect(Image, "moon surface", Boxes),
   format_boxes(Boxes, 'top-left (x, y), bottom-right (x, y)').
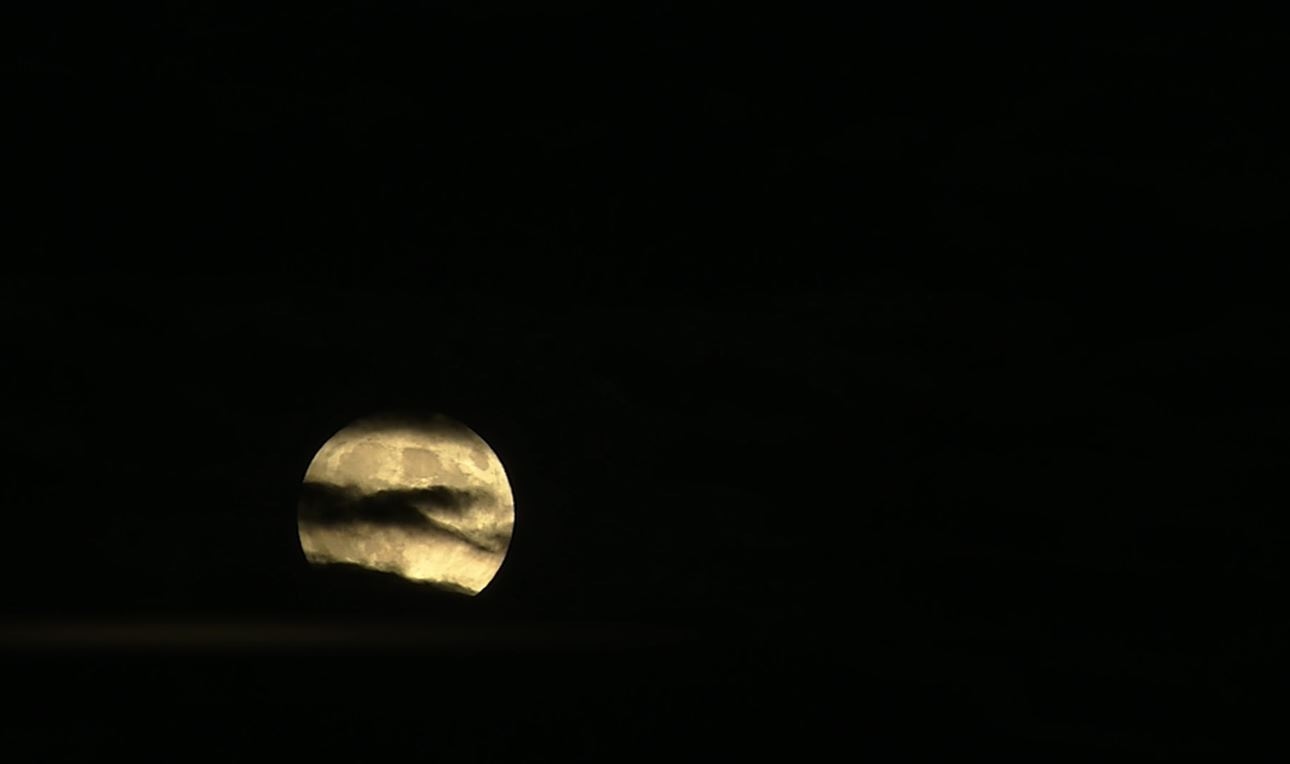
top-left (297, 413), bottom-right (514, 595)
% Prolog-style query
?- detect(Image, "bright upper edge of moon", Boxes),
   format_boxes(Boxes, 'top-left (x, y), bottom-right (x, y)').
top-left (297, 412), bottom-right (515, 596)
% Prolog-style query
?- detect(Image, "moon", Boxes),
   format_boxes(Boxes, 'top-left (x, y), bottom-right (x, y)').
top-left (297, 412), bottom-right (515, 595)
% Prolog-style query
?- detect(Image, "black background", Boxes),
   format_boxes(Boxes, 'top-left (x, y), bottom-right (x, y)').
top-left (4, 3), bottom-right (1287, 758)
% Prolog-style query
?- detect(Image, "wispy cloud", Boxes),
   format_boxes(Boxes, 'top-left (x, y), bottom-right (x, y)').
top-left (299, 482), bottom-right (505, 553)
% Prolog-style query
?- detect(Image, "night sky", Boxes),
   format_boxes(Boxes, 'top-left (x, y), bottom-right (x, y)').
top-left (5, 3), bottom-right (1287, 759)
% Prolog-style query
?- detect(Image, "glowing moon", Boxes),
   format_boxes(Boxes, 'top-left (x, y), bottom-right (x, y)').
top-left (297, 413), bottom-right (514, 595)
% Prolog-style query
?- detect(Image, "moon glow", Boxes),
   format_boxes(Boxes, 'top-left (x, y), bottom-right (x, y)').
top-left (297, 413), bottom-right (514, 595)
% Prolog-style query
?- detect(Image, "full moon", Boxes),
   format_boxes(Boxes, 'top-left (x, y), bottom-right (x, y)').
top-left (297, 413), bottom-right (515, 595)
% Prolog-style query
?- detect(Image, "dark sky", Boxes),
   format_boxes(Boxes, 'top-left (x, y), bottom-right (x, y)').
top-left (4, 3), bottom-right (1286, 759)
